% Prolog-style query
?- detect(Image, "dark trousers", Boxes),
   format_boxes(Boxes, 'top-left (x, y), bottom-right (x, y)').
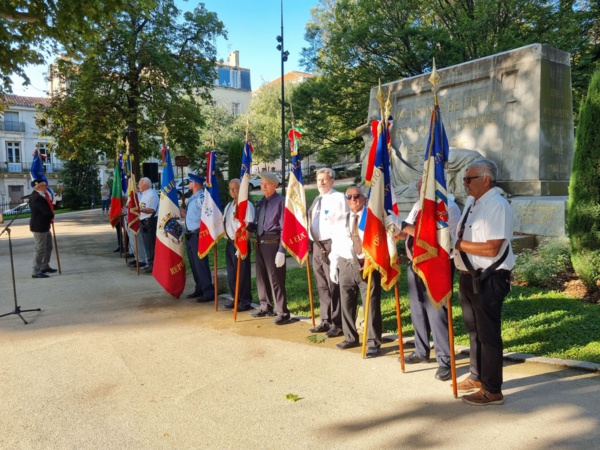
top-left (255, 240), bottom-right (288, 316)
top-left (225, 239), bottom-right (252, 308)
top-left (312, 240), bottom-right (341, 327)
top-left (185, 232), bottom-right (214, 297)
top-left (141, 217), bottom-right (157, 264)
top-left (338, 258), bottom-right (382, 348)
top-left (407, 264), bottom-right (451, 368)
top-left (459, 271), bottom-right (511, 394)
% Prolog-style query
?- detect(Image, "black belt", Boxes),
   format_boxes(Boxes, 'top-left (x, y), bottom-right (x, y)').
top-left (185, 229), bottom-right (199, 237)
top-left (460, 269), bottom-right (510, 276)
top-left (318, 239), bottom-right (331, 245)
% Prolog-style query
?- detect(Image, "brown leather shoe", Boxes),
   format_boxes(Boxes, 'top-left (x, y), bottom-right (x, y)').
top-left (456, 377), bottom-right (482, 392)
top-left (462, 388), bottom-right (504, 406)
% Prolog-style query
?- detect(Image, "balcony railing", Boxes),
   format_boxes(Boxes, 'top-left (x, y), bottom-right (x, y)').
top-left (0, 161), bottom-right (64, 174)
top-left (0, 121), bottom-right (26, 132)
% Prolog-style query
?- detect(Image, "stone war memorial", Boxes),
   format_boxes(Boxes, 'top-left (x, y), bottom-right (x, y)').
top-left (358, 43), bottom-right (574, 239)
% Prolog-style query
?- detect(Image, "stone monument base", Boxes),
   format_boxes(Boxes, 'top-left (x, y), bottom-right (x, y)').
top-left (510, 196), bottom-right (567, 238)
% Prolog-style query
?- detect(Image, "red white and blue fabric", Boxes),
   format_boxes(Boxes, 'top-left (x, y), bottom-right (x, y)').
top-left (198, 151), bottom-right (225, 258)
top-left (235, 142), bottom-right (253, 259)
top-left (30, 148), bottom-right (54, 199)
top-left (412, 104), bottom-right (452, 307)
top-left (362, 118), bottom-right (401, 291)
top-left (281, 128), bottom-right (308, 265)
top-left (152, 146), bottom-right (186, 299)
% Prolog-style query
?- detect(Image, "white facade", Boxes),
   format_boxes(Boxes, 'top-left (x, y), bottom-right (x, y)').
top-left (0, 95), bottom-right (61, 208)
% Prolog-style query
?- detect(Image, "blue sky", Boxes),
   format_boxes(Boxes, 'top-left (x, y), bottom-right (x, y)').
top-left (10, 0), bottom-right (319, 96)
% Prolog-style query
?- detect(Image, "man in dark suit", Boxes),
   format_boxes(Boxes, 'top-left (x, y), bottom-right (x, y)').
top-left (29, 179), bottom-right (57, 279)
top-left (248, 173), bottom-right (290, 325)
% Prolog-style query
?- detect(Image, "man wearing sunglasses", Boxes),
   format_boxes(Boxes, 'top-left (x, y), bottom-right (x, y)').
top-left (307, 168), bottom-right (349, 337)
top-left (328, 186), bottom-right (383, 358)
top-left (454, 159), bottom-right (515, 406)
top-left (385, 177), bottom-right (461, 382)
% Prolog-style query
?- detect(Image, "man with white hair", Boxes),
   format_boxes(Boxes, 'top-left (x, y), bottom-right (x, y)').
top-left (138, 177), bottom-right (159, 273)
top-left (307, 167), bottom-right (348, 337)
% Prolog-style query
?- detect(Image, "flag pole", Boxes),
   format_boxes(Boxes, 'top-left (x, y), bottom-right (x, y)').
top-left (306, 257), bottom-right (315, 327)
top-left (51, 223), bottom-right (62, 274)
top-left (394, 284), bottom-right (405, 372)
top-left (213, 246), bottom-right (219, 311)
top-left (134, 235), bottom-right (140, 275)
top-left (361, 272), bottom-right (373, 358)
top-left (233, 253), bottom-right (242, 321)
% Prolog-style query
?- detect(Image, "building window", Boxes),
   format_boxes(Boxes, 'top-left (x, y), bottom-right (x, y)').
top-left (38, 143), bottom-right (52, 164)
top-left (231, 102), bottom-right (241, 116)
top-left (6, 142), bottom-right (21, 163)
top-left (3, 112), bottom-right (22, 132)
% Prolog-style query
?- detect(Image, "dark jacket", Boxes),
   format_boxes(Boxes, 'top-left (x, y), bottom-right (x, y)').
top-left (29, 193), bottom-right (54, 233)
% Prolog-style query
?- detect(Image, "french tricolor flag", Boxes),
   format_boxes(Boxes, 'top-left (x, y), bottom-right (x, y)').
top-left (281, 127), bottom-right (308, 265)
top-left (235, 142), bottom-right (253, 259)
top-left (152, 146), bottom-right (186, 299)
top-left (198, 151), bottom-right (225, 258)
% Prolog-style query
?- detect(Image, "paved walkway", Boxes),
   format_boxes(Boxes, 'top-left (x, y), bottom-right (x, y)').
top-left (0, 210), bottom-right (599, 449)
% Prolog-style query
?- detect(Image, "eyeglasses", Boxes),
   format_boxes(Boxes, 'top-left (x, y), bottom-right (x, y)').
top-left (346, 194), bottom-right (362, 200)
top-left (462, 175), bottom-right (483, 184)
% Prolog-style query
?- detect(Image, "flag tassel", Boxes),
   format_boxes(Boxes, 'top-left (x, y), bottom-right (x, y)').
top-left (394, 283), bottom-right (405, 372)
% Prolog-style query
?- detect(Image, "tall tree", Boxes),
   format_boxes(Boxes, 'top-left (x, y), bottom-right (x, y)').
top-left (40, 0), bottom-right (225, 178)
top-left (0, 0), bottom-right (149, 96)
top-left (297, 0), bottom-right (599, 154)
top-left (567, 69), bottom-right (600, 292)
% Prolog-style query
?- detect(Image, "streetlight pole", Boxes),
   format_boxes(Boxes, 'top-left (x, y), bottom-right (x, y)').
top-left (276, 0), bottom-right (289, 196)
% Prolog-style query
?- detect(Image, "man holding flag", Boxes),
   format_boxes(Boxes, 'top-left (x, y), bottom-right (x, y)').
top-left (180, 173), bottom-right (214, 302)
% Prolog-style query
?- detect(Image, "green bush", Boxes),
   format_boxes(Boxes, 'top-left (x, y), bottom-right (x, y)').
top-left (513, 237), bottom-right (570, 288)
top-left (567, 69), bottom-right (600, 291)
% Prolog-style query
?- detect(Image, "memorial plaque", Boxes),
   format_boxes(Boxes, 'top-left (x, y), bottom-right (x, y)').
top-left (175, 156), bottom-right (189, 167)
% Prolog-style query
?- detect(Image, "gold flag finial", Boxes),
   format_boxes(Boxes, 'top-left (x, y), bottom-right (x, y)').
top-left (429, 58), bottom-right (441, 106)
top-left (376, 79), bottom-right (384, 109)
top-left (384, 88), bottom-right (392, 122)
top-left (211, 134), bottom-right (216, 150)
top-left (162, 125), bottom-right (169, 146)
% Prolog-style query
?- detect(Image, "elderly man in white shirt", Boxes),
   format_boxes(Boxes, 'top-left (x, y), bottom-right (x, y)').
top-left (328, 185), bottom-right (382, 358)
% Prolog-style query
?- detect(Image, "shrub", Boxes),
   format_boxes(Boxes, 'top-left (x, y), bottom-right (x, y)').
top-left (513, 237), bottom-right (570, 288)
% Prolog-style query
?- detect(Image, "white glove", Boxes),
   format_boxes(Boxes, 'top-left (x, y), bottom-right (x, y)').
top-left (384, 209), bottom-right (402, 233)
top-left (275, 251), bottom-right (286, 268)
top-left (329, 265), bottom-right (339, 284)
top-left (235, 250), bottom-right (240, 258)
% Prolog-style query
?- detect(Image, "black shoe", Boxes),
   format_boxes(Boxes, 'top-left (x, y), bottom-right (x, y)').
top-left (273, 314), bottom-right (292, 325)
top-left (222, 301), bottom-right (234, 309)
top-left (435, 367), bottom-right (451, 381)
top-left (336, 340), bottom-right (360, 350)
top-left (41, 267), bottom-right (57, 274)
top-left (404, 352), bottom-right (429, 364)
top-left (366, 347), bottom-right (380, 358)
top-left (236, 304), bottom-right (253, 312)
top-left (250, 309), bottom-right (276, 318)
top-left (197, 295), bottom-right (214, 303)
top-left (325, 326), bottom-right (343, 338)
top-left (309, 322), bottom-right (330, 333)
top-left (113, 247), bottom-right (122, 252)
top-left (143, 265), bottom-right (153, 273)
top-left (32, 273), bottom-right (49, 279)
top-left (186, 291), bottom-right (203, 299)
top-left (129, 261), bottom-right (147, 268)
top-left (125, 253), bottom-right (134, 258)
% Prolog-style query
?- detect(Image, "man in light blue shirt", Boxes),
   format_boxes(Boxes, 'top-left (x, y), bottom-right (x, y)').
top-left (179, 173), bottom-right (214, 302)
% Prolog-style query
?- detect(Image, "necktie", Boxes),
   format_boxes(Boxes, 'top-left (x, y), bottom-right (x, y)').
top-left (351, 213), bottom-right (362, 256)
top-left (257, 201), bottom-right (266, 236)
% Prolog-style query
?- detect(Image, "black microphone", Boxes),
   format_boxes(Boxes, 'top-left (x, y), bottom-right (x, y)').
top-left (20, 192), bottom-right (38, 200)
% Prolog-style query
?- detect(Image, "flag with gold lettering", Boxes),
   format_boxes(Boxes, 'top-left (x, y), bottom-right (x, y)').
top-left (281, 127), bottom-right (308, 265)
top-left (152, 145), bottom-right (186, 298)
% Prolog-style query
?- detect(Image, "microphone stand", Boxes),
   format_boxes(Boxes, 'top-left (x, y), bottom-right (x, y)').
top-left (0, 203), bottom-right (41, 324)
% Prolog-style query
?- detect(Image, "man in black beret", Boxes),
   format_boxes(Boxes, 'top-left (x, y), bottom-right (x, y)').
top-left (29, 179), bottom-right (57, 278)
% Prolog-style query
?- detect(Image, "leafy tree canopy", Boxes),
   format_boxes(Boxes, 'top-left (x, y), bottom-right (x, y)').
top-left (40, 0), bottom-right (225, 178)
top-left (297, 0), bottom-right (599, 155)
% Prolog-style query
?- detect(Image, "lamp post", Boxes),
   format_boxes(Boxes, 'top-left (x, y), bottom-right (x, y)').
top-left (276, 0), bottom-right (289, 196)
